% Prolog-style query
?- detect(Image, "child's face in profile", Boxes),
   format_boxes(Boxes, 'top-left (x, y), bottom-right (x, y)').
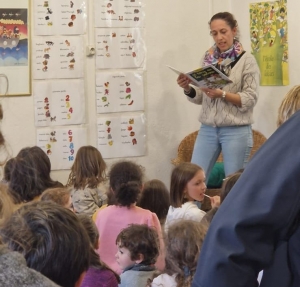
top-left (115, 242), bottom-right (136, 270)
top-left (185, 169), bottom-right (206, 202)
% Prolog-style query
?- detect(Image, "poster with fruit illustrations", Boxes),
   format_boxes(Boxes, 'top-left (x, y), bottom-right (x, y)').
top-left (94, 0), bottom-right (145, 28)
top-left (33, 79), bottom-right (85, 126)
top-left (32, 36), bottom-right (84, 79)
top-left (33, 0), bottom-right (87, 35)
top-left (96, 70), bottom-right (144, 113)
top-left (37, 126), bottom-right (87, 170)
top-left (95, 28), bottom-right (145, 69)
top-left (97, 113), bottom-right (146, 158)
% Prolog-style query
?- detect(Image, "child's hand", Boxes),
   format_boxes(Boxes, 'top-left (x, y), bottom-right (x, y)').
top-left (210, 195), bottom-right (221, 208)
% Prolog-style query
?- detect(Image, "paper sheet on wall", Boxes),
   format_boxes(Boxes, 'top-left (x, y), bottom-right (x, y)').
top-left (37, 126), bottom-right (87, 170)
top-left (34, 79), bottom-right (85, 126)
top-left (95, 28), bottom-right (145, 69)
top-left (97, 113), bottom-right (146, 158)
top-left (96, 70), bottom-right (144, 113)
top-left (94, 0), bottom-right (145, 28)
top-left (33, 0), bottom-right (87, 35)
top-left (32, 36), bottom-right (84, 79)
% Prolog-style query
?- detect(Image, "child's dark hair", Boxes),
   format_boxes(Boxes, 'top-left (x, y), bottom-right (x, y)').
top-left (3, 157), bottom-right (15, 182)
top-left (77, 214), bottom-right (121, 283)
top-left (8, 146), bottom-right (63, 203)
top-left (164, 220), bottom-right (207, 287)
top-left (137, 179), bottom-right (170, 225)
top-left (170, 163), bottom-right (203, 208)
top-left (221, 171), bottom-right (243, 203)
top-left (116, 224), bottom-right (159, 265)
top-left (0, 201), bottom-right (90, 287)
top-left (108, 161), bottom-right (144, 207)
top-left (67, 145), bottom-right (106, 189)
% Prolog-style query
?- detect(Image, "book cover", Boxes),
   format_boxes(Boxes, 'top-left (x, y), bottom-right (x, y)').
top-left (167, 64), bottom-right (232, 89)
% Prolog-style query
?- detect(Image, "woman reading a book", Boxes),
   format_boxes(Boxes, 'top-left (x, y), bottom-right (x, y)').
top-left (177, 12), bottom-right (259, 180)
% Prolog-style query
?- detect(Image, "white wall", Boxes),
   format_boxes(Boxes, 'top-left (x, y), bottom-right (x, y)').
top-left (0, 0), bottom-right (297, 187)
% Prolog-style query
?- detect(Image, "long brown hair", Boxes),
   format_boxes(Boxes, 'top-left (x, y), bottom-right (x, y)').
top-left (67, 145), bottom-right (106, 189)
top-left (164, 220), bottom-right (207, 287)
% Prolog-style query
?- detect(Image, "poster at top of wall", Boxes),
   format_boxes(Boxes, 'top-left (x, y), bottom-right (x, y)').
top-left (94, 0), bottom-right (145, 28)
top-left (97, 113), bottom-right (146, 158)
top-left (36, 126), bottom-right (87, 170)
top-left (32, 36), bottom-right (84, 79)
top-left (33, 79), bottom-right (85, 127)
top-left (95, 28), bottom-right (145, 69)
top-left (250, 0), bottom-right (288, 85)
top-left (33, 0), bottom-right (87, 35)
top-left (96, 70), bottom-right (144, 113)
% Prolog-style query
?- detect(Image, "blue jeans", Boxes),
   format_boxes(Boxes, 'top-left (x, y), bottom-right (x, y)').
top-left (191, 124), bottom-right (253, 180)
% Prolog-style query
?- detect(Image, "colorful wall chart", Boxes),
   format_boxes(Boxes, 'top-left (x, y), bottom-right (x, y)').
top-left (32, 36), bottom-right (84, 79)
top-left (96, 70), bottom-right (144, 113)
top-left (37, 126), bottom-right (87, 170)
top-left (33, 0), bottom-right (87, 35)
top-left (34, 79), bottom-right (85, 126)
top-left (94, 0), bottom-right (145, 28)
top-left (250, 0), bottom-right (288, 85)
top-left (97, 113), bottom-right (146, 158)
top-left (95, 28), bottom-right (145, 69)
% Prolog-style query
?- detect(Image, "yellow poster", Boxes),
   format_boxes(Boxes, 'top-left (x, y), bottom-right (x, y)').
top-left (250, 0), bottom-right (288, 85)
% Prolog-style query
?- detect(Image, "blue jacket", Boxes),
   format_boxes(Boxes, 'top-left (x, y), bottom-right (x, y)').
top-left (192, 110), bottom-right (300, 287)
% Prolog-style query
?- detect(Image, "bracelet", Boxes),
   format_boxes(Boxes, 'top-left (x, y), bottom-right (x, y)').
top-left (222, 90), bottom-right (226, 100)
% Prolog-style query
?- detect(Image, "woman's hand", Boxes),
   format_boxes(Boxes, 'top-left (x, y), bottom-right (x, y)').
top-left (201, 88), bottom-right (223, 99)
top-left (177, 74), bottom-right (192, 92)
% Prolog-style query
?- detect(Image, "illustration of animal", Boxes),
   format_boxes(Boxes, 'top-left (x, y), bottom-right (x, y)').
top-left (65, 40), bottom-right (70, 46)
top-left (50, 131), bottom-right (56, 136)
top-left (46, 41), bottom-right (54, 46)
top-left (69, 64), bottom-right (74, 69)
top-left (42, 66), bottom-right (48, 72)
top-left (47, 8), bottom-right (53, 14)
top-left (66, 51), bottom-right (74, 57)
top-left (43, 54), bottom-right (50, 59)
top-left (50, 116), bottom-right (56, 122)
top-left (44, 47), bottom-right (50, 52)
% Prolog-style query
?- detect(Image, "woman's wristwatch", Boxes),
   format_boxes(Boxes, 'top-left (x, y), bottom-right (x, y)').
top-left (222, 90), bottom-right (226, 100)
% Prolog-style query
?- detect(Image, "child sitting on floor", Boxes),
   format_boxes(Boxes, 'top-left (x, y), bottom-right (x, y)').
top-left (151, 220), bottom-right (207, 287)
top-left (116, 224), bottom-right (159, 287)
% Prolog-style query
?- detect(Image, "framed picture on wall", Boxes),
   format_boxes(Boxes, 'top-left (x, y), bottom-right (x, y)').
top-left (0, 0), bottom-right (31, 96)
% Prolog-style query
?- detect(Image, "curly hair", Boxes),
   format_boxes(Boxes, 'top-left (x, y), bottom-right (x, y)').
top-left (164, 220), bottom-right (207, 287)
top-left (108, 161), bottom-right (144, 207)
top-left (116, 224), bottom-right (159, 265)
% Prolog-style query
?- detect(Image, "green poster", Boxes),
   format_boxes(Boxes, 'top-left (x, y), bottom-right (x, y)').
top-left (250, 0), bottom-right (288, 86)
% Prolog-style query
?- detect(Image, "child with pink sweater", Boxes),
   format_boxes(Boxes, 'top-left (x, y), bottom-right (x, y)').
top-left (95, 161), bottom-right (165, 274)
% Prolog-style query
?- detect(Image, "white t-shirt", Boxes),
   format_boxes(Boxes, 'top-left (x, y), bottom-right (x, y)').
top-left (151, 273), bottom-right (177, 287)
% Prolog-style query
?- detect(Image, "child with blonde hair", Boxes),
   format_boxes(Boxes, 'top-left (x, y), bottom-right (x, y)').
top-left (67, 145), bottom-right (107, 217)
top-left (151, 220), bottom-right (207, 287)
top-left (277, 85), bottom-right (300, 127)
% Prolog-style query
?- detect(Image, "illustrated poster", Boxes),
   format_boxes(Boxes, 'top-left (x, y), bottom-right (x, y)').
top-left (34, 79), bottom-right (85, 126)
top-left (96, 70), bottom-right (144, 113)
top-left (32, 36), bottom-right (84, 79)
top-left (37, 126), bottom-right (87, 170)
top-left (33, 0), bottom-right (87, 35)
top-left (97, 113), bottom-right (146, 158)
top-left (94, 0), bottom-right (145, 28)
top-left (250, 0), bottom-right (288, 85)
top-left (95, 28), bottom-right (145, 69)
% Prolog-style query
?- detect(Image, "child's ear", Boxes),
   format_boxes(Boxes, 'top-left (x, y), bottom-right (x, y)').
top-left (135, 253), bottom-right (144, 264)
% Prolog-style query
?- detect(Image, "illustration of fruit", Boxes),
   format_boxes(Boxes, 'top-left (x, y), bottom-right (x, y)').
top-left (108, 134), bottom-right (112, 139)
top-left (127, 126), bottom-right (132, 131)
top-left (102, 97), bottom-right (107, 102)
top-left (129, 118), bottom-right (134, 124)
top-left (126, 87), bottom-right (131, 93)
top-left (125, 94), bottom-right (131, 99)
top-left (130, 131), bottom-right (135, 137)
top-left (132, 138), bottom-right (137, 145)
top-left (132, 52), bottom-right (136, 57)
top-left (107, 127), bottom-right (111, 133)
top-left (106, 120), bottom-right (111, 126)
top-left (46, 144), bottom-right (51, 149)
top-left (128, 100), bottom-right (134, 105)
top-left (125, 82), bottom-right (130, 86)
top-left (108, 140), bottom-right (113, 146)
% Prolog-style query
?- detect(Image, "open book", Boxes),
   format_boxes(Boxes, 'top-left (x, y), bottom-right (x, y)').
top-left (167, 64), bottom-right (232, 89)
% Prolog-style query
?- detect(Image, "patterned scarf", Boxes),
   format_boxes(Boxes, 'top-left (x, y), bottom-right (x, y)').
top-left (203, 40), bottom-right (244, 74)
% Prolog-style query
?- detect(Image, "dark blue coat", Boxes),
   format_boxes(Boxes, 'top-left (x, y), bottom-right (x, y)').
top-left (192, 110), bottom-right (300, 287)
